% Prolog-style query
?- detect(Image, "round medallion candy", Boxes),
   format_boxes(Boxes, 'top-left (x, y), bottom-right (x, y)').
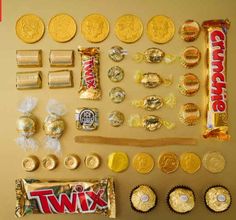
top-left (84, 153), bottom-right (101, 169)
top-left (22, 155), bottom-right (39, 172)
top-left (132, 153), bottom-right (154, 174)
top-left (179, 103), bottom-right (201, 126)
top-left (202, 151), bottom-right (225, 173)
top-left (178, 73), bottom-right (200, 96)
top-left (143, 115), bottom-right (162, 131)
top-left (42, 154), bottom-right (58, 170)
top-left (109, 87), bottom-right (126, 103)
top-left (108, 46), bottom-right (127, 62)
top-left (108, 152), bottom-right (129, 173)
top-left (180, 152), bottom-right (201, 174)
top-left (108, 111), bottom-right (125, 127)
top-left (64, 154), bottom-right (80, 170)
top-left (181, 46), bottom-right (201, 68)
top-left (108, 66), bottom-right (124, 82)
top-left (144, 47), bottom-right (165, 63)
top-left (179, 20), bottom-right (201, 42)
top-left (158, 152), bottom-right (179, 174)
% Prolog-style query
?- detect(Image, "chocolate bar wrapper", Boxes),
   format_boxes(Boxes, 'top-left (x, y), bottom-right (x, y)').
top-left (202, 19), bottom-right (230, 140)
top-left (15, 178), bottom-right (116, 218)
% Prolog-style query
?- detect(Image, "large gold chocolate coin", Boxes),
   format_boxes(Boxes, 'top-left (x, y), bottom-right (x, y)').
top-left (16, 14), bottom-right (45, 43)
top-left (115, 14), bottom-right (143, 43)
top-left (202, 151), bottom-right (225, 173)
top-left (147, 15), bottom-right (175, 44)
top-left (81, 13), bottom-right (109, 43)
top-left (158, 152), bottom-right (179, 174)
top-left (180, 152), bottom-right (201, 174)
top-left (132, 153), bottom-right (154, 174)
top-left (48, 13), bottom-right (77, 42)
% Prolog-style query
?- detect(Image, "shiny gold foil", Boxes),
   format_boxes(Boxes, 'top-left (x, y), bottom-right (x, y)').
top-left (108, 152), bottom-right (129, 173)
top-left (180, 152), bottom-right (201, 174)
top-left (16, 50), bottom-right (42, 67)
top-left (179, 103), bottom-right (201, 126)
top-left (22, 155), bottom-right (39, 172)
top-left (109, 87), bottom-right (126, 103)
top-left (202, 151), bottom-right (225, 173)
top-left (179, 20), bottom-right (200, 42)
top-left (84, 153), bottom-right (101, 169)
top-left (17, 114), bottom-right (36, 138)
top-left (64, 154), bottom-right (80, 170)
top-left (107, 66), bottom-right (124, 82)
top-left (108, 46), bottom-right (126, 62)
top-left (158, 152), bottom-right (179, 174)
top-left (49, 50), bottom-right (74, 67)
top-left (181, 46), bottom-right (201, 68)
top-left (16, 71), bottom-right (42, 89)
top-left (178, 73), bottom-right (200, 96)
top-left (132, 153), bottom-right (154, 174)
top-left (42, 154), bottom-right (58, 170)
top-left (48, 70), bottom-right (73, 88)
top-left (108, 111), bottom-right (124, 127)
top-left (143, 115), bottom-right (162, 131)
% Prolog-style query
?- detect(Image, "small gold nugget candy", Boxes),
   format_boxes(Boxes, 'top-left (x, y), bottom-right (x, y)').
top-left (48, 13), bottom-right (77, 43)
top-left (181, 46), bottom-right (201, 68)
top-left (84, 153), bottom-right (101, 169)
top-left (22, 155), bottom-right (39, 172)
top-left (158, 152), bottom-right (179, 174)
top-left (179, 20), bottom-right (201, 42)
top-left (16, 50), bottom-right (42, 67)
top-left (16, 14), bottom-right (45, 43)
top-left (132, 153), bottom-right (154, 174)
top-left (178, 73), bottom-right (200, 96)
top-left (64, 154), bottom-right (80, 170)
top-left (108, 46), bottom-right (127, 62)
top-left (108, 66), bottom-right (124, 82)
top-left (205, 186), bottom-right (231, 213)
top-left (108, 111), bottom-right (125, 127)
top-left (42, 154), bottom-right (58, 170)
top-left (202, 151), bottom-right (225, 173)
top-left (179, 103), bottom-right (201, 126)
top-left (108, 152), bottom-right (129, 173)
top-left (49, 50), bottom-right (74, 67)
top-left (130, 185), bottom-right (157, 213)
top-left (16, 71), bottom-right (42, 90)
top-left (109, 87), bottom-right (126, 103)
top-left (81, 13), bottom-right (109, 43)
top-left (75, 108), bottom-right (99, 131)
top-left (115, 14), bottom-right (143, 43)
top-left (48, 70), bottom-right (73, 88)
top-left (147, 15), bottom-right (175, 44)
top-left (134, 47), bottom-right (165, 63)
top-left (168, 186), bottom-right (195, 213)
top-left (180, 152), bottom-right (201, 174)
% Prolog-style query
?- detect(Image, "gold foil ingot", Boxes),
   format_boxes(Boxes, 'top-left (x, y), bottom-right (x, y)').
top-left (22, 155), bottom-right (39, 172)
top-left (178, 73), bottom-right (200, 96)
top-left (17, 114), bottom-right (36, 138)
top-left (158, 152), bottom-right (179, 174)
top-left (179, 103), bottom-right (201, 126)
top-left (49, 50), bottom-right (74, 67)
top-left (132, 153), bottom-right (154, 174)
top-left (179, 20), bottom-right (201, 42)
top-left (180, 152), bottom-right (201, 174)
top-left (16, 71), bottom-right (42, 90)
top-left (64, 154), bottom-right (80, 170)
top-left (42, 154), bottom-right (58, 170)
top-left (108, 152), bottom-right (129, 173)
top-left (16, 50), bottom-right (42, 67)
top-left (84, 153), bottom-right (101, 169)
top-left (181, 46), bottom-right (201, 68)
top-left (202, 151), bottom-right (225, 173)
top-left (108, 111), bottom-right (125, 127)
top-left (48, 70), bottom-right (73, 88)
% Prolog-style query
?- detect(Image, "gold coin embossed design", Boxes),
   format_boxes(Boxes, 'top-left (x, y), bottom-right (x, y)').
top-left (158, 152), bottom-right (179, 174)
top-left (147, 15), bottom-right (175, 44)
top-left (180, 152), bottom-right (201, 174)
top-left (132, 153), bottom-right (155, 174)
top-left (81, 13), bottom-right (109, 43)
top-left (115, 14), bottom-right (143, 43)
top-left (16, 14), bottom-right (45, 43)
top-left (48, 13), bottom-right (77, 42)
top-left (203, 151), bottom-right (225, 173)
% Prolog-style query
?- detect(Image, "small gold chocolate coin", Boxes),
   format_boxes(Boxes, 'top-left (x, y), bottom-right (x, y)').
top-left (115, 14), bottom-right (143, 43)
top-left (48, 13), bottom-right (77, 42)
top-left (179, 103), bottom-right (201, 126)
top-left (202, 151), bottom-right (225, 173)
top-left (42, 154), bottom-right (58, 170)
top-left (179, 20), bottom-right (201, 42)
top-left (64, 154), bottom-right (80, 170)
top-left (16, 14), bottom-right (45, 43)
top-left (158, 152), bottom-right (179, 174)
top-left (132, 153), bottom-right (154, 174)
top-left (81, 13), bottom-right (109, 43)
top-left (180, 152), bottom-right (201, 174)
top-left (22, 155), bottom-right (39, 172)
top-left (147, 15), bottom-right (175, 44)
top-left (84, 153), bottom-right (101, 169)
top-left (178, 73), bottom-right (200, 96)
top-left (108, 152), bottom-right (129, 173)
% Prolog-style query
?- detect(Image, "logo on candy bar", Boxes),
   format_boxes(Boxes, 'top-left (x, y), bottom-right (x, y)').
top-left (27, 185), bottom-right (108, 214)
top-left (82, 57), bottom-right (97, 89)
top-left (210, 29), bottom-right (227, 112)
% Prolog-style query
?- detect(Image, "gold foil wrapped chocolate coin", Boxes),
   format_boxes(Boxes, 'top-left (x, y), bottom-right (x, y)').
top-left (16, 50), bottom-right (42, 67)
top-left (158, 152), bottom-right (179, 174)
top-left (109, 87), bottom-right (126, 103)
top-left (42, 154), bottom-right (58, 170)
top-left (108, 66), bottom-right (124, 82)
top-left (22, 155), bottom-right (39, 172)
top-left (178, 73), bottom-right (200, 96)
top-left (180, 152), bottom-right (201, 174)
top-left (132, 153), bottom-right (154, 174)
top-left (108, 152), bottom-right (129, 173)
top-left (130, 185), bottom-right (157, 213)
top-left (108, 111), bottom-right (125, 127)
top-left (181, 46), bottom-right (201, 68)
top-left (179, 103), bottom-right (201, 126)
top-left (84, 153), bottom-right (101, 169)
top-left (168, 186), bottom-right (195, 213)
top-left (64, 154), bottom-right (80, 170)
top-left (16, 71), bottom-right (42, 90)
top-left (179, 20), bottom-right (201, 42)
top-left (108, 46), bottom-right (127, 62)
top-left (202, 151), bottom-right (225, 173)
top-left (205, 186), bottom-right (231, 213)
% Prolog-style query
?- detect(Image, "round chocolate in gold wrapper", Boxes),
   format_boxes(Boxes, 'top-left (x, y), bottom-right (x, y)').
top-left (64, 154), bottom-right (80, 170)
top-left (22, 155), bottom-right (39, 172)
top-left (179, 103), bottom-right (201, 126)
top-left (48, 13), bottom-right (77, 43)
top-left (108, 46), bottom-right (126, 62)
top-left (108, 111), bottom-right (125, 127)
top-left (179, 20), bottom-right (201, 42)
top-left (180, 152), bottom-right (201, 174)
top-left (16, 14), bottom-right (45, 43)
top-left (84, 153), bottom-right (101, 169)
top-left (143, 95), bottom-right (164, 111)
top-left (42, 154), bottom-right (58, 170)
top-left (143, 115), bottom-right (162, 131)
top-left (168, 186), bottom-right (195, 213)
top-left (130, 185), bottom-right (157, 213)
top-left (178, 73), bottom-right (200, 96)
top-left (147, 15), bottom-right (175, 44)
top-left (108, 66), bottom-right (124, 82)
top-left (132, 153), bottom-right (154, 174)
top-left (17, 114), bottom-right (36, 138)
top-left (181, 46), bottom-right (201, 68)
top-left (81, 13), bottom-right (109, 43)
top-left (202, 151), bottom-right (225, 173)
top-left (109, 87), bottom-right (126, 103)
top-left (115, 14), bottom-right (143, 43)
top-left (144, 48), bottom-right (165, 63)
top-left (136, 72), bottom-right (165, 88)
top-left (158, 152), bottom-right (179, 174)
top-left (108, 152), bottom-right (129, 173)
top-left (205, 186), bottom-right (231, 213)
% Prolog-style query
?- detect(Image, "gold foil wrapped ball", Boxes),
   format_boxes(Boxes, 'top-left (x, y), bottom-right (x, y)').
top-left (143, 115), bottom-right (162, 131)
top-left (17, 114), bottom-right (36, 138)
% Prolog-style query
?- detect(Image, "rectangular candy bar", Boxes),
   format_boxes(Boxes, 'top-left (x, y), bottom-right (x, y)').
top-left (49, 50), bottom-right (74, 67)
top-left (16, 50), bottom-right (42, 67)
top-left (48, 69), bottom-right (73, 88)
top-left (16, 71), bottom-right (42, 89)
top-left (15, 178), bottom-right (116, 218)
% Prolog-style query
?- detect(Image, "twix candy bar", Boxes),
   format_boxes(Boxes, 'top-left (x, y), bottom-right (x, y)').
top-left (15, 178), bottom-right (116, 218)
top-left (202, 19), bottom-right (230, 140)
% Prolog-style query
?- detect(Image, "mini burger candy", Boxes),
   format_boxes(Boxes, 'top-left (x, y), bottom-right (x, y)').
top-left (180, 46), bottom-right (201, 68)
top-left (43, 99), bottom-right (66, 153)
top-left (108, 46), bottom-right (127, 62)
top-left (15, 178), bottom-right (116, 218)
top-left (179, 20), bottom-right (201, 42)
top-left (78, 47), bottom-right (101, 100)
top-left (132, 93), bottom-right (176, 111)
top-left (179, 103), bottom-right (201, 126)
top-left (202, 19), bottom-right (230, 140)
top-left (16, 97), bottom-right (38, 151)
top-left (178, 73), bottom-right (200, 96)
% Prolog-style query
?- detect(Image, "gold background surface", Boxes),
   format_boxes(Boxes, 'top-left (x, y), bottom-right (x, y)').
top-left (0, 0), bottom-right (236, 219)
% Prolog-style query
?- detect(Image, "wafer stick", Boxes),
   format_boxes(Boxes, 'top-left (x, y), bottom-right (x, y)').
top-left (74, 136), bottom-right (197, 147)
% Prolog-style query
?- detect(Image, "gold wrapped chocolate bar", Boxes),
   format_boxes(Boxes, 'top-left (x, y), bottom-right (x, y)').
top-left (15, 178), bottom-right (116, 218)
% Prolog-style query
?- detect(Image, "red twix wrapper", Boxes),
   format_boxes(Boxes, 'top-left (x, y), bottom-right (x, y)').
top-left (202, 19), bottom-right (230, 140)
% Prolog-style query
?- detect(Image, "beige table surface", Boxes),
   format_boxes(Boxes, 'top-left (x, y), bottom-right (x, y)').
top-left (0, 0), bottom-right (236, 219)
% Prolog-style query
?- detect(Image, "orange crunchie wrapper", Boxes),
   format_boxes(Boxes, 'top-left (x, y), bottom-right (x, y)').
top-left (202, 19), bottom-right (230, 140)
